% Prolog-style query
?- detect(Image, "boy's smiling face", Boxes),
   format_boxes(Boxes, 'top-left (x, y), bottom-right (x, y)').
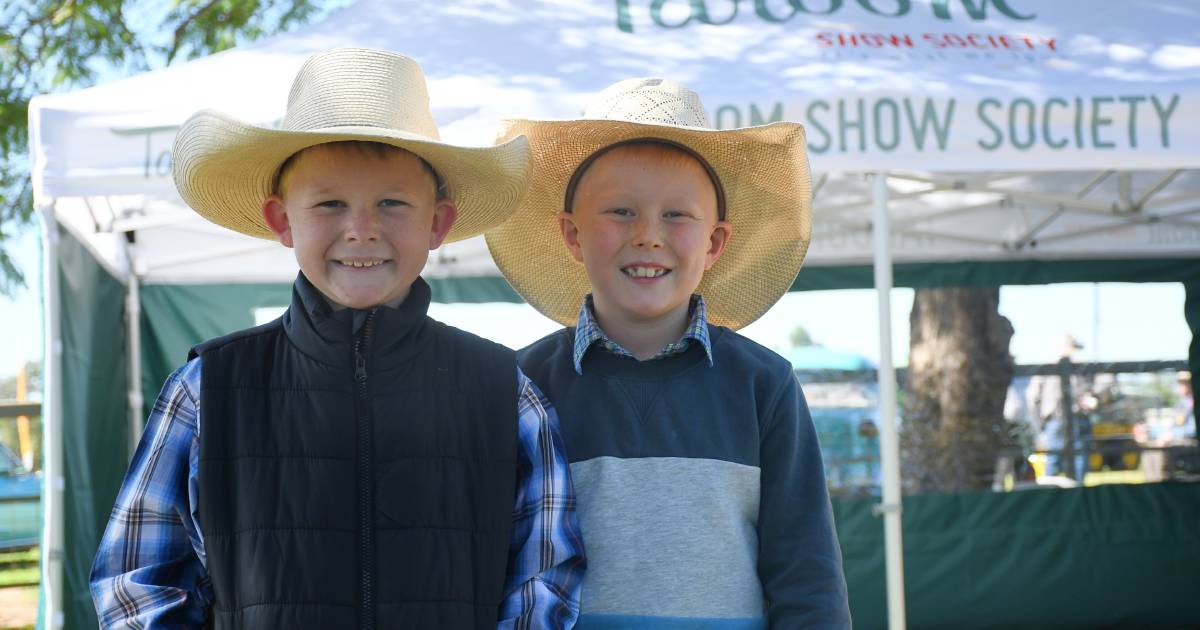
top-left (262, 142), bottom-right (457, 309)
top-left (561, 143), bottom-right (731, 330)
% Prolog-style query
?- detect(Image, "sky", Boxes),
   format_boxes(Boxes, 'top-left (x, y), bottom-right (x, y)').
top-left (1, 226), bottom-right (43, 380)
top-left (426, 279), bottom-right (1191, 367)
top-left (0, 218), bottom-right (1191, 385)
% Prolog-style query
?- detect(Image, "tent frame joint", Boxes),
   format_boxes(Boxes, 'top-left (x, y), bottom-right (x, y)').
top-left (872, 502), bottom-right (903, 517)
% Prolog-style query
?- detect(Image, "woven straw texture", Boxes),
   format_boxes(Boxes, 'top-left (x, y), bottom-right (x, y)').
top-left (584, 78), bottom-right (711, 127)
top-left (172, 48), bottom-right (530, 243)
top-left (486, 116), bottom-right (811, 330)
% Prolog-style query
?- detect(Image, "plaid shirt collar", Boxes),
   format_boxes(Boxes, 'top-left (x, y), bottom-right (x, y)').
top-left (572, 294), bottom-right (714, 374)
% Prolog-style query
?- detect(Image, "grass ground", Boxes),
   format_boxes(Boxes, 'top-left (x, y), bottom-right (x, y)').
top-left (0, 548), bottom-right (38, 587)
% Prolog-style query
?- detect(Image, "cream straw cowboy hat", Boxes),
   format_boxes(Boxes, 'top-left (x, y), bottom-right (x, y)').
top-left (172, 47), bottom-right (529, 243)
top-left (485, 77), bottom-right (812, 329)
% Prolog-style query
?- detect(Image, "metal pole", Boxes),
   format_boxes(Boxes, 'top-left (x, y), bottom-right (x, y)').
top-left (1058, 357), bottom-right (1077, 480)
top-left (1183, 280), bottom-right (1199, 441)
top-left (125, 242), bottom-right (144, 457)
top-left (871, 172), bottom-right (907, 629)
top-left (38, 202), bottom-right (66, 629)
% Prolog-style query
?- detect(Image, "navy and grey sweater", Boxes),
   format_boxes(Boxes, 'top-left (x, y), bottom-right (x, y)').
top-left (519, 324), bottom-right (851, 629)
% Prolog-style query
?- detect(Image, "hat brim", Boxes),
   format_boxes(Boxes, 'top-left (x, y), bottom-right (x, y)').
top-left (485, 118), bottom-right (811, 329)
top-left (173, 109), bottom-right (530, 243)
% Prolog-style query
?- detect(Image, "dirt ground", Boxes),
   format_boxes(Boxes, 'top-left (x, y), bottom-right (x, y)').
top-left (0, 586), bottom-right (37, 629)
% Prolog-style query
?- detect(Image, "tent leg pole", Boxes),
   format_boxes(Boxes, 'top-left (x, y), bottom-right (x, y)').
top-left (1185, 280), bottom-right (1199, 439)
top-left (39, 202), bottom-right (66, 629)
top-left (126, 247), bottom-right (144, 457)
top-left (872, 172), bottom-right (907, 630)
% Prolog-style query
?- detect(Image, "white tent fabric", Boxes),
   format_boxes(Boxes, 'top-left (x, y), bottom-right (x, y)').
top-left (28, 0), bottom-right (1200, 284)
top-left (27, 2), bottom-right (1200, 627)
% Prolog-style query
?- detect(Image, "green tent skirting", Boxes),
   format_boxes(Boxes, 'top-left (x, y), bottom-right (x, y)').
top-left (834, 482), bottom-right (1200, 630)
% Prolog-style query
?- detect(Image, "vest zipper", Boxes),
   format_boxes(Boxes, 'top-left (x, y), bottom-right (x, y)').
top-left (355, 311), bottom-right (377, 630)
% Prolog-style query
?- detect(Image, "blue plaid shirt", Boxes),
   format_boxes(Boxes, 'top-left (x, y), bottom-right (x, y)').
top-left (572, 294), bottom-right (714, 374)
top-left (91, 358), bottom-right (584, 629)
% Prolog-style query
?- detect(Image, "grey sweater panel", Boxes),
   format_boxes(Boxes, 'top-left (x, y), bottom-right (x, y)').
top-left (570, 456), bottom-right (763, 618)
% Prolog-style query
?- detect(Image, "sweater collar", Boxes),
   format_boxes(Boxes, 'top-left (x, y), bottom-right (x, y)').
top-left (283, 272), bottom-right (432, 368)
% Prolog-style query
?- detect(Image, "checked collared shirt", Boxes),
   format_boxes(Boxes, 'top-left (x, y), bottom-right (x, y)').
top-left (572, 294), bottom-right (714, 374)
top-left (91, 359), bottom-right (584, 629)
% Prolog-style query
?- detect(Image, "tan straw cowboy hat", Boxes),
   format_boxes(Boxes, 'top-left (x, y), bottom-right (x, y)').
top-left (172, 47), bottom-right (530, 243)
top-left (485, 77), bottom-right (812, 329)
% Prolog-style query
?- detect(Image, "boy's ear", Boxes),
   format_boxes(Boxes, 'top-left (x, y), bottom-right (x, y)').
top-left (704, 220), bottom-right (733, 270)
top-left (559, 212), bottom-right (585, 264)
top-left (262, 195), bottom-right (294, 248)
top-left (429, 198), bottom-right (458, 249)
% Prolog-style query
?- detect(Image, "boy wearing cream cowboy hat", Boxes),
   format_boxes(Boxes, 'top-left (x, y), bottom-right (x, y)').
top-left (91, 48), bottom-right (584, 630)
top-left (487, 78), bottom-right (850, 628)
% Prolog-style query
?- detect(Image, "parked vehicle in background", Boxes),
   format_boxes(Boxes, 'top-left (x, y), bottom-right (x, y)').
top-left (0, 444), bottom-right (40, 551)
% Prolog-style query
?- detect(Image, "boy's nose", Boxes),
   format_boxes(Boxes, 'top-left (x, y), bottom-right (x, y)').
top-left (344, 208), bottom-right (381, 241)
top-left (632, 216), bottom-right (664, 249)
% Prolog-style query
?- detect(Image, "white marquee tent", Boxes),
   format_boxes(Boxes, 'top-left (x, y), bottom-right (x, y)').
top-left (28, 1), bottom-right (1200, 627)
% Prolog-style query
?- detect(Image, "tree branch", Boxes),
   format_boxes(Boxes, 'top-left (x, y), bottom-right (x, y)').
top-left (12, 4), bottom-right (60, 82)
top-left (167, 0), bottom-right (225, 64)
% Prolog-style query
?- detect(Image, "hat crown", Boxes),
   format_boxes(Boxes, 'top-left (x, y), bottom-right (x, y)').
top-left (282, 48), bottom-right (440, 140)
top-left (583, 77), bottom-right (712, 129)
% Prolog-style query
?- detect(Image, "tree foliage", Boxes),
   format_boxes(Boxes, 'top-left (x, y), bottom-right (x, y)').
top-left (789, 325), bottom-right (814, 348)
top-left (0, 0), bottom-right (321, 296)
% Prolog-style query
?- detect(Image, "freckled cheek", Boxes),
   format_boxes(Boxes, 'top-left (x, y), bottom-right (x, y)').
top-left (580, 229), bottom-right (622, 254)
top-left (296, 221), bottom-right (341, 246)
top-left (667, 229), bottom-right (708, 251)
top-left (383, 213), bottom-right (433, 236)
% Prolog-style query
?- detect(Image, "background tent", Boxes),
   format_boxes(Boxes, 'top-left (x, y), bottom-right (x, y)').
top-left (28, 1), bottom-right (1200, 627)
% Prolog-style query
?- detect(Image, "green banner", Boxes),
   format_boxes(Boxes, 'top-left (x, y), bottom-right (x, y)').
top-left (56, 228), bottom-right (129, 630)
top-left (139, 282), bottom-right (292, 418)
top-left (792, 258), bottom-right (1200, 291)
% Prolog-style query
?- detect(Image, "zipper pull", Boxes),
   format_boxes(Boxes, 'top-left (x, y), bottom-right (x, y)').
top-left (354, 309), bottom-right (376, 383)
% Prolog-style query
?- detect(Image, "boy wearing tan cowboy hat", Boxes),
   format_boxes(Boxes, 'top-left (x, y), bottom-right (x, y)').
top-left (487, 78), bottom-right (850, 628)
top-left (90, 48), bottom-right (584, 630)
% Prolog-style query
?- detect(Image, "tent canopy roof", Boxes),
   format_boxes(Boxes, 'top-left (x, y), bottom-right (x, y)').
top-left (28, 0), bottom-right (1200, 287)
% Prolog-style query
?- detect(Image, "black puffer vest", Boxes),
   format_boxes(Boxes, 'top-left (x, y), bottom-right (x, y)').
top-left (193, 274), bottom-right (518, 629)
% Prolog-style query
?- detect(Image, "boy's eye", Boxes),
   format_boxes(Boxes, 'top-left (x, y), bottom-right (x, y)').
top-left (379, 198), bottom-right (411, 208)
top-left (316, 200), bottom-right (346, 209)
top-left (608, 207), bottom-right (634, 217)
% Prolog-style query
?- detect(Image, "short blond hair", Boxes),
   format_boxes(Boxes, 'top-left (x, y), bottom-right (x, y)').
top-left (273, 140), bottom-right (447, 199)
top-left (564, 139), bottom-right (726, 221)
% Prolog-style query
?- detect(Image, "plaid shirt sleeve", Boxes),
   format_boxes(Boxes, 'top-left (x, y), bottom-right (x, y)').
top-left (90, 359), bottom-right (212, 629)
top-left (499, 368), bottom-right (586, 629)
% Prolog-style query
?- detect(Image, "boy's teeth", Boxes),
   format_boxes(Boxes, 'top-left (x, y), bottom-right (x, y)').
top-left (343, 260), bottom-right (384, 268)
top-left (624, 266), bottom-right (667, 278)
